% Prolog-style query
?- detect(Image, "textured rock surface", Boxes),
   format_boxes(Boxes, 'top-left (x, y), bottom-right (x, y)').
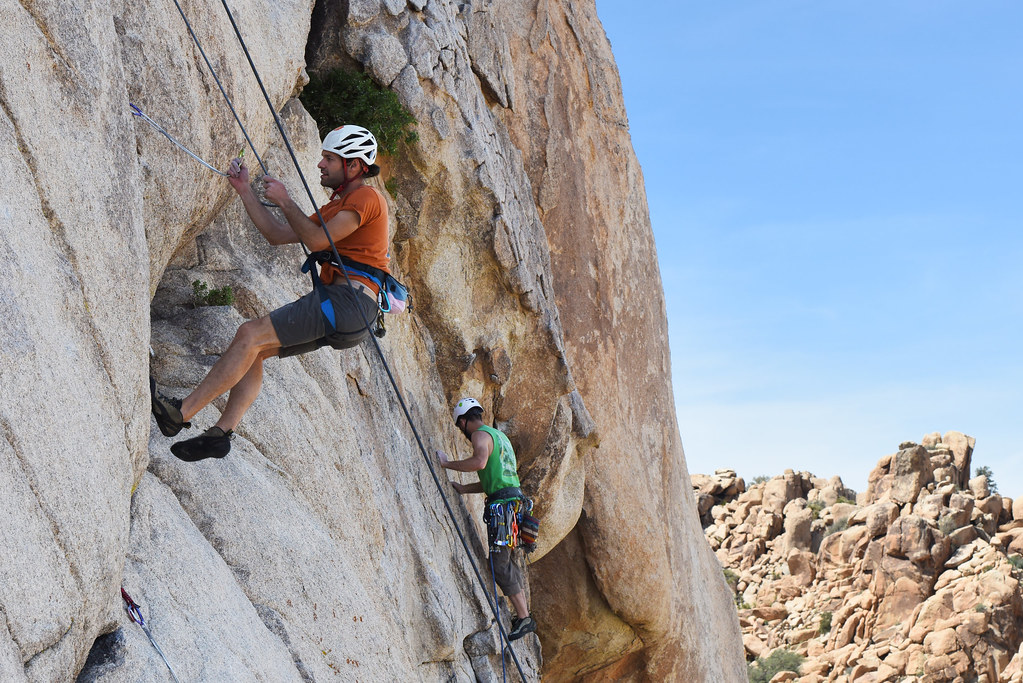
top-left (700, 433), bottom-right (1023, 683)
top-left (0, 0), bottom-right (743, 680)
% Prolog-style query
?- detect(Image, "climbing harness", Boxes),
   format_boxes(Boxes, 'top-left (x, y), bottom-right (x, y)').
top-left (120, 588), bottom-right (181, 683)
top-left (165, 0), bottom-right (525, 677)
top-left (130, 103), bottom-right (228, 177)
top-left (301, 250), bottom-right (410, 337)
top-left (486, 501), bottom-right (520, 549)
top-left (485, 495), bottom-right (539, 554)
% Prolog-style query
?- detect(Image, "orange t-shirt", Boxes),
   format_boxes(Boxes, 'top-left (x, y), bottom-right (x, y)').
top-left (308, 184), bottom-right (390, 293)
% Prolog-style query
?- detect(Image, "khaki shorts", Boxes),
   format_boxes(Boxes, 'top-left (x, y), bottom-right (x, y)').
top-left (490, 545), bottom-right (523, 596)
top-left (270, 282), bottom-right (378, 358)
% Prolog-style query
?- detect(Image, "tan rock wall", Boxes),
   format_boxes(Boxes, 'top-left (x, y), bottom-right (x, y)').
top-left (0, 0), bottom-right (744, 680)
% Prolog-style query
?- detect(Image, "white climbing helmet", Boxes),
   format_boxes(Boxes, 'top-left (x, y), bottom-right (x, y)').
top-left (322, 125), bottom-right (378, 165)
top-left (452, 397), bottom-right (482, 424)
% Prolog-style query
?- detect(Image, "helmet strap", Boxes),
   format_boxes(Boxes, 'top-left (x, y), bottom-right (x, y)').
top-left (330, 158), bottom-right (367, 200)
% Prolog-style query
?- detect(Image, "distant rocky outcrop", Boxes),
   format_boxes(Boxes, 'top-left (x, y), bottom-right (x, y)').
top-left (697, 431), bottom-right (1023, 683)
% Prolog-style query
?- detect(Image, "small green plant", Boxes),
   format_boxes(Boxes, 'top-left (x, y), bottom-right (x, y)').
top-left (819, 611), bottom-right (832, 635)
top-left (192, 280), bottom-right (235, 307)
top-left (836, 496), bottom-right (855, 505)
top-left (750, 475), bottom-right (770, 485)
top-left (824, 517), bottom-right (849, 537)
top-left (808, 501), bottom-right (824, 520)
top-left (748, 649), bottom-right (805, 683)
top-left (384, 177), bottom-right (398, 197)
top-left (938, 514), bottom-right (957, 537)
top-left (975, 465), bottom-right (998, 494)
top-left (722, 568), bottom-right (749, 608)
top-left (1008, 555), bottom-right (1023, 571)
top-left (975, 603), bottom-right (988, 612)
top-left (723, 568), bottom-right (739, 588)
top-left (301, 68), bottom-right (418, 156)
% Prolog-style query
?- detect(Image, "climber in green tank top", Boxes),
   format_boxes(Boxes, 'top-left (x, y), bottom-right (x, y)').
top-left (435, 397), bottom-right (537, 642)
top-left (474, 424), bottom-right (521, 497)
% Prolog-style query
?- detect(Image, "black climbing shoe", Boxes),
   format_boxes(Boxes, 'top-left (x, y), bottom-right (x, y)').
top-left (150, 377), bottom-right (191, 437)
top-left (508, 616), bottom-right (536, 641)
top-left (170, 426), bottom-right (233, 462)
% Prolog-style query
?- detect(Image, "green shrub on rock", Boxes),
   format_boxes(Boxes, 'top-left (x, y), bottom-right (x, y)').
top-left (192, 280), bottom-right (234, 307)
top-left (818, 611), bottom-right (832, 635)
top-left (300, 68), bottom-right (417, 156)
top-left (748, 649), bottom-right (804, 683)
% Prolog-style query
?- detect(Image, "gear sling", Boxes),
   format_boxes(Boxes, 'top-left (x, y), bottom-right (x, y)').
top-left (301, 250), bottom-right (410, 338)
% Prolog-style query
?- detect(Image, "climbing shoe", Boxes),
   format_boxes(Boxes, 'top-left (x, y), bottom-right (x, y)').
top-left (150, 376), bottom-right (191, 437)
top-left (508, 616), bottom-right (537, 641)
top-left (170, 426), bottom-right (233, 462)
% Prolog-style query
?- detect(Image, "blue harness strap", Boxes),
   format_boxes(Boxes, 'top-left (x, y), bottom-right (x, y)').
top-left (301, 252), bottom-right (338, 331)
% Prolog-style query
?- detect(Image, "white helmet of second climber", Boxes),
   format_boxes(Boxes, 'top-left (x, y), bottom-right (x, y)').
top-left (322, 125), bottom-right (378, 165)
top-left (452, 397), bottom-right (482, 424)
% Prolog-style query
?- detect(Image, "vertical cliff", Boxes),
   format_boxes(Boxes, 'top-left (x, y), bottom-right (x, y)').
top-left (0, 0), bottom-right (744, 680)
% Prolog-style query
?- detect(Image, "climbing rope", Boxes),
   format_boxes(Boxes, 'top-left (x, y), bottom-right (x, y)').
top-left (161, 0), bottom-right (529, 678)
top-left (209, 1), bottom-right (531, 678)
top-left (121, 588), bottom-right (181, 683)
top-left (490, 553), bottom-right (508, 683)
top-left (167, 0), bottom-right (269, 175)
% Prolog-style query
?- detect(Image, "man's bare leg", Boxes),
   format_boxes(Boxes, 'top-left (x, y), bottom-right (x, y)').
top-left (508, 591), bottom-right (529, 619)
top-left (215, 348), bottom-right (277, 432)
top-left (180, 317), bottom-right (281, 423)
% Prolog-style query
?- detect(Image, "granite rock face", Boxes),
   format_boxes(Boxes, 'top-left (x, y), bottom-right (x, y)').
top-left (700, 433), bottom-right (1023, 683)
top-left (0, 0), bottom-right (743, 680)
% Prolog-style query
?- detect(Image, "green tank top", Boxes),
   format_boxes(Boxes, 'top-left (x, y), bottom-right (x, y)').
top-left (476, 425), bottom-right (521, 497)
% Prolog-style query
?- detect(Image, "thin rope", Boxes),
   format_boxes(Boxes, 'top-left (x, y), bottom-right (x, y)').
top-left (168, 0), bottom-right (297, 221)
top-left (213, 1), bottom-right (529, 679)
top-left (130, 103), bottom-right (228, 176)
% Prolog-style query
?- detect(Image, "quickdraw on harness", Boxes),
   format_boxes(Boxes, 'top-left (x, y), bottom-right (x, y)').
top-left (484, 497), bottom-right (539, 554)
top-left (121, 588), bottom-right (181, 683)
top-left (301, 250), bottom-right (411, 338)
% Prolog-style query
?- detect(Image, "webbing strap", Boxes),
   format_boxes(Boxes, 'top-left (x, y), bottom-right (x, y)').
top-left (300, 252), bottom-right (338, 330)
top-left (121, 589), bottom-right (181, 683)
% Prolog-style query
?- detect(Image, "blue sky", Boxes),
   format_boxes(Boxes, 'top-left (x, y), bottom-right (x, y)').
top-left (594, 2), bottom-right (1023, 495)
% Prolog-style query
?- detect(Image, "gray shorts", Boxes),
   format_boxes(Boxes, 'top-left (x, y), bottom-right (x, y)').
top-left (269, 282), bottom-right (378, 358)
top-left (490, 546), bottom-right (523, 596)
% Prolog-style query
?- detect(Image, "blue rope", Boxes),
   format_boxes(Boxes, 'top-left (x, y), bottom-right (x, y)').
top-left (490, 552), bottom-right (507, 683)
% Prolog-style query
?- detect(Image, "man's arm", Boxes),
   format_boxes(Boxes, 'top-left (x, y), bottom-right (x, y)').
top-left (264, 177), bottom-right (361, 251)
top-left (452, 481), bottom-right (485, 495)
top-left (227, 159), bottom-right (300, 245)
top-left (227, 159), bottom-right (362, 250)
top-left (436, 430), bottom-right (492, 473)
